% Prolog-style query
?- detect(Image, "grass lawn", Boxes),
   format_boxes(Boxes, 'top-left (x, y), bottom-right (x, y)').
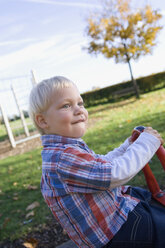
top-left (0, 118), bottom-right (36, 141)
top-left (0, 88), bottom-right (165, 241)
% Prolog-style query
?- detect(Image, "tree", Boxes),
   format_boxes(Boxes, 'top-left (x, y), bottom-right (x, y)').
top-left (85, 0), bottom-right (162, 98)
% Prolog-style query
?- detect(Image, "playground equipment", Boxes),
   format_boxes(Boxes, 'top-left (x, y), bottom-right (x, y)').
top-left (131, 126), bottom-right (165, 206)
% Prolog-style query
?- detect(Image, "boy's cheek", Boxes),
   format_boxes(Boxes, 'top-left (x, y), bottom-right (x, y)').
top-left (85, 109), bottom-right (88, 119)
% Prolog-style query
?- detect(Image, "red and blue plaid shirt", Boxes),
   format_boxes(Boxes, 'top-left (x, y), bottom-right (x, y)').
top-left (41, 135), bottom-right (139, 247)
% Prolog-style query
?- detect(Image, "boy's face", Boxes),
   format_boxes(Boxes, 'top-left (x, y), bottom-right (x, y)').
top-left (40, 85), bottom-right (88, 138)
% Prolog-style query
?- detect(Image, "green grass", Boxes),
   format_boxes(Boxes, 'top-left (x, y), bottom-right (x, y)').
top-left (0, 149), bottom-right (51, 241)
top-left (0, 88), bottom-right (165, 241)
top-left (0, 118), bottom-right (36, 141)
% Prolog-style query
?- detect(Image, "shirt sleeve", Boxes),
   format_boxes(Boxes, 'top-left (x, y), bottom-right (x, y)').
top-left (110, 132), bottom-right (160, 188)
top-left (99, 138), bottom-right (130, 161)
top-left (57, 148), bottom-right (112, 193)
top-left (56, 132), bottom-right (160, 192)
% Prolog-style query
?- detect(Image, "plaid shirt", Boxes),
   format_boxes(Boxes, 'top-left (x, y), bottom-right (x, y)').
top-left (41, 135), bottom-right (139, 247)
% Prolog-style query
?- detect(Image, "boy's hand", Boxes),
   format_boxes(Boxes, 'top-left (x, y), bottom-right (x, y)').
top-left (144, 127), bottom-right (164, 145)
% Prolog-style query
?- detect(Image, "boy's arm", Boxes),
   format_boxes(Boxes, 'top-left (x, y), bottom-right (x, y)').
top-left (110, 132), bottom-right (160, 189)
top-left (99, 138), bottom-right (131, 161)
top-left (56, 132), bottom-right (160, 192)
top-left (102, 126), bottom-right (163, 162)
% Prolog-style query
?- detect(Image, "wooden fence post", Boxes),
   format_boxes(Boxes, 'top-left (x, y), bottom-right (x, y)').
top-left (0, 103), bottom-right (16, 148)
top-left (11, 84), bottom-right (30, 137)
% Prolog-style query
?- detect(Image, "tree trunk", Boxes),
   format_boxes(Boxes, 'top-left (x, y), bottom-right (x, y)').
top-left (127, 58), bottom-right (140, 99)
top-left (123, 44), bottom-right (140, 99)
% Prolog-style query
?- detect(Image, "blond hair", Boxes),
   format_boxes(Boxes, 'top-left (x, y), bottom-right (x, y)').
top-left (29, 76), bottom-right (75, 134)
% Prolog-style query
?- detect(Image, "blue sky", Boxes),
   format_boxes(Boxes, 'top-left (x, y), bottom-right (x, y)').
top-left (0, 0), bottom-right (165, 94)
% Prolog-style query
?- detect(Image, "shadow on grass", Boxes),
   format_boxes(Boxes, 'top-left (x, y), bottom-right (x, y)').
top-left (88, 97), bottom-right (137, 115)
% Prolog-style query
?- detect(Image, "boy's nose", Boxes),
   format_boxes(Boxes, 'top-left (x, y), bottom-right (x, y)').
top-left (74, 105), bottom-right (83, 115)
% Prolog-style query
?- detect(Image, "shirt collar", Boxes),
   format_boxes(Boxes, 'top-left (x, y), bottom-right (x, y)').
top-left (41, 134), bottom-right (85, 147)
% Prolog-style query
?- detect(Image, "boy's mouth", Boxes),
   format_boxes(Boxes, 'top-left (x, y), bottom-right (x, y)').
top-left (72, 117), bottom-right (86, 124)
top-left (73, 120), bottom-right (85, 124)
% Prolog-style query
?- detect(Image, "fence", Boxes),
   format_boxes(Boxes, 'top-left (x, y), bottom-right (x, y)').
top-left (0, 71), bottom-right (40, 148)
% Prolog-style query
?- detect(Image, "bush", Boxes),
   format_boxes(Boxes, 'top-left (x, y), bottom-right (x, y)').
top-left (81, 71), bottom-right (165, 107)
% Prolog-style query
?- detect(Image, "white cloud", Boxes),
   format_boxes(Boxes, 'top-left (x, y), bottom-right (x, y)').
top-left (20, 0), bottom-right (101, 8)
top-left (0, 38), bottom-right (55, 70)
top-left (0, 33), bottom-right (85, 74)
top-left (0, 38), bottom-right (35, 47)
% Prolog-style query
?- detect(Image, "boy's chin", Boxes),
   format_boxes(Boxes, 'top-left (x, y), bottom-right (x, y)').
top-left (44, 128), bottom-right (86, 138)
top-left (70, 131), bottom-right (86, 139)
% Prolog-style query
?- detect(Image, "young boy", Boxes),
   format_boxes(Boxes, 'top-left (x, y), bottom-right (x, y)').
top-left (29, 76), bottom-right (165, 248)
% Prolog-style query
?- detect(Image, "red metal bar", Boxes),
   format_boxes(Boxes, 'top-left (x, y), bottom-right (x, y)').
top-left (142, 163), bottom-right (161, 195)
top-left (131, 127), bottom-right (165, 206)
top-left (156, 145), bottom-right (165, 171)
top-left (142, 163), bottom-right (165, 206)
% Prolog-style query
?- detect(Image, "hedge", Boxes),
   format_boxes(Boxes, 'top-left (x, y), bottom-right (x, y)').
top-left (81, 71), bottom-right (165, 107)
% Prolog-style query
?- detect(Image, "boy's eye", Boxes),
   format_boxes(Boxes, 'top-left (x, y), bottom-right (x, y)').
top-left (78, 101), bottom-right (84, 107)
top-left (62, 104), bottom-right (70, 109)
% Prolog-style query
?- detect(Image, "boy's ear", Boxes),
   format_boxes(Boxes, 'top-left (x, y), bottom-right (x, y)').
top-left (35, 114), bottom-right (48, 129)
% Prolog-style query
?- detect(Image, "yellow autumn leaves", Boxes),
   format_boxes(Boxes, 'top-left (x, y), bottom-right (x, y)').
top-left (85, 0), bottom-right (162, 63)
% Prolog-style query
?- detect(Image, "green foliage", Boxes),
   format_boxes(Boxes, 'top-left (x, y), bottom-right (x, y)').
top-left (81, 70), bottom-right (165, 107)
top-left (137, 71), bottom-right (165, 92)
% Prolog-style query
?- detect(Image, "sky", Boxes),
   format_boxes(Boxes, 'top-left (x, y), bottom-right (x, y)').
top-left (0, 0), bottom-right (165, 97)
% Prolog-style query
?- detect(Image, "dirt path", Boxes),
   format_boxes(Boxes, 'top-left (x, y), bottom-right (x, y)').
top-left (0, 136), bottom-right (42, 160)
